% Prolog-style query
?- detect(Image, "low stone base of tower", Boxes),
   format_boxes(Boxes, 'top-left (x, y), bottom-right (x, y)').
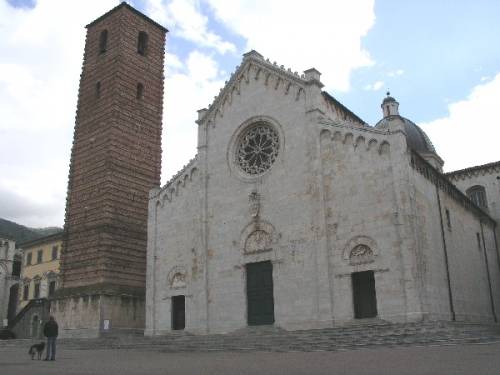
top-left (51, 284), bottom-right (145, 338)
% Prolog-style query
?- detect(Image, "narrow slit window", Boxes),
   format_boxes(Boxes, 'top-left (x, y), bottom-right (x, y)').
top-left (137, 31), bottom-right (148, 56)
top-left (12, 257), bottom-right (21, 277)
top-left (23, 284), bottom-right (29, 300)
top-left (51, 246), bottom-right (58, 260)
top-left (476, 233), bottom-right (482, 251)
top-left (48, 281), bottom-right (56, 297)
top-left (445, 208), bottom-right (451, 230)
top-left (99, 29), bottom-right (108, 54)
top-left (95, 81), bottom-right (101, 98)
top-left (136, 83), bottom-right (144, 99)
top-left (34, 282), bottom-right (40, 299)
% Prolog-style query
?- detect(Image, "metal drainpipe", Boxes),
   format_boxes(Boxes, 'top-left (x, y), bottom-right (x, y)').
top-left (480, 221), bottom-right (497, 322)
top-left (435, 185), bottom-right (456, 321)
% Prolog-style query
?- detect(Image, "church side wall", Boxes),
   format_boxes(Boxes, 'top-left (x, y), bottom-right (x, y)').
top-left (481, 225), bottom-right (500, 321)
top-left (409, 171), bottom-right (450, 319)
top-left (145, 165), bottom-right (203, 335)
top-left (410, 163), bottom-right (499, 322)
top-left (448, 171), bottom-right (500, 254)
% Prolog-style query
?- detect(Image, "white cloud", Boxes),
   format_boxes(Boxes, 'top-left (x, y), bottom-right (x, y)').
top-left (388, 69), bottom-right (404, 77)
top-left (162, 50), bottom-right (225, 180)
top-left (0, 0), bottom-right (230, 228)
top-left (205, 0), bottom-right (375, 91)
top-left (165, 52), bottom-right (183, 70)
top-left (0, 0), bottom-right (119, 227)
top-left (420, 73), bottom-right (500, 172)
top-left (0, 0), bottom-right (376, 228)
top-left (364, 80), bottom-right (384, 91)
top-left (145, 0), bottom-right (236, 54)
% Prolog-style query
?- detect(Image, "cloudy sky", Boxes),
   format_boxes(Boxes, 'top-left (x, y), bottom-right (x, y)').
top-left (1, 0), bottom-right (499, 228)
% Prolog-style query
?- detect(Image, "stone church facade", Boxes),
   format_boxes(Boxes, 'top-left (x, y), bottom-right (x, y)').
top-left (146, 51), bottom-right (500, 335)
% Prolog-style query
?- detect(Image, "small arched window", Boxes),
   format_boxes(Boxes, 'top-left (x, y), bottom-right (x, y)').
top-left (99, 29), bottom-right (108, 54)
top-left (136, 83), bottom-right (144, 99)
top-left (466, 185), bottom-right (488, 209)
top-left (137, 31), bottom-right (148, 56)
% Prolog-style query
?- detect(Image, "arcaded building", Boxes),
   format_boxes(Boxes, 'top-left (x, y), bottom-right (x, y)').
top-left (146, 51), bottom-right (500, 335)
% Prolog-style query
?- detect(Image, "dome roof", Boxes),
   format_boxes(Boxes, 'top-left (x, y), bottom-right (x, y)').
top-left (375, 115), bottom-right (436, 154)
top-left (382, 95), bottom-right (396, 104)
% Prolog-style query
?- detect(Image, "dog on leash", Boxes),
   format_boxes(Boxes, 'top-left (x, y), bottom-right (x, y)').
top-left (28, 342), bottom-right (45, 360)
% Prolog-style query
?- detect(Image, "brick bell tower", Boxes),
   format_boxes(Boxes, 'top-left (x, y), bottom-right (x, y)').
top-left (53, 3), bottom-right (166, 337)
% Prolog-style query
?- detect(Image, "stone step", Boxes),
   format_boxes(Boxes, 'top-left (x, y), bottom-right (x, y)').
top-left (2, 321), bottom-right (499, 352)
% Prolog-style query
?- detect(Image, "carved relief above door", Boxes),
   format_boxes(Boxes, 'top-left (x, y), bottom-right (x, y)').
top-left (342, 235), bottom-right (378, 265)
top-left (245, 229), bottom-right (272, 254)
top-left (239, 220), bottom-right (279, 255)
top-left (167, 266), bottom-right (187, 289)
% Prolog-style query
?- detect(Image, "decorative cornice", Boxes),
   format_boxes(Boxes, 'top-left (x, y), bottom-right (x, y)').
top-left (446, 160), bottom-right (500, 180)
top-left (198, 50), bottom-right (308, 125)
top-left (318, 119), bottom-right (387, 136)
top-left (18, 232), bottom-right (63, 250)
top-left (86, 2), bottom-right (168, 33)
top-left (321, 92), bottom-right (367, 126)
top-left (151, 155), bottom-right (199, 199)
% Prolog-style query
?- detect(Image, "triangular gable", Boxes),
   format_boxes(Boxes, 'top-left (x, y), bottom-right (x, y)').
top-left (198, 50), bottom-right (308, 125)
top-left (197, 50), bottom-right (368, 129)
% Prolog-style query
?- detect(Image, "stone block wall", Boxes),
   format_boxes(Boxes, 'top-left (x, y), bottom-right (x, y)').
top-left (52, 294), bottom-right (144, 338)
top-left (410, 153), bottom-right (500, 322)
top-left (61, 4), bottom-right (165, 292)
top-left (55, 3), bottom-right (166, 337)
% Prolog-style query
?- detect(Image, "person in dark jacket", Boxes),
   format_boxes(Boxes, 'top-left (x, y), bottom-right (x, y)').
top-left (43, 316), bottom-right (58, 361)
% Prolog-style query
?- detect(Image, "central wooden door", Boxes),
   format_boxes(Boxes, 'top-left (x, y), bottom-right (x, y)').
top-left (171, 295), bottom-right (185, 330)
top-left (246, 261), bottom-right (275, 326)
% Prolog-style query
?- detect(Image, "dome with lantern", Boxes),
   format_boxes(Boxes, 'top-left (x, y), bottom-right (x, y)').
top-left (375, 92), bottom-right (443, 170)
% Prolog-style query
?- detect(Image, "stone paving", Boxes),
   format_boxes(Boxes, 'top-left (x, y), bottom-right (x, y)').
top-left (1, 341), bottom-right (500, 375)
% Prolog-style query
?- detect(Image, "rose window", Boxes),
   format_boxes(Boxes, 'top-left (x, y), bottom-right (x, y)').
top-left (236, 124), bottom-right (279, 175)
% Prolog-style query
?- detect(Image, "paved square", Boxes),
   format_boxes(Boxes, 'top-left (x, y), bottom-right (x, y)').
top-left (1, 342), bottom-right (500, 375)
